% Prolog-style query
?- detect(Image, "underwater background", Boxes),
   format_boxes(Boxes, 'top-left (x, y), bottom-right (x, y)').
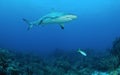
top-left (0, 0), bottom-right (120, 75)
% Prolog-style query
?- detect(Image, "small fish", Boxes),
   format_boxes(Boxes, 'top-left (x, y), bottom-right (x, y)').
top-left (77, 48), bottom-right (87, 56)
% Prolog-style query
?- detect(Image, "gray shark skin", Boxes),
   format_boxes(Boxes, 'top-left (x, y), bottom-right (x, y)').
top-left (23, 12), bottom-right (77, 30)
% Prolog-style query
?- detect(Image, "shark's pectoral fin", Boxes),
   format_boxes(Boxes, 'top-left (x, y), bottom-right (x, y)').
top-left (59, 24), bottom-right (64, 29)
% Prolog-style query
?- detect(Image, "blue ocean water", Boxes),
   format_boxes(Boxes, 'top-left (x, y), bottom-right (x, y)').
top-left (0, 0), bottom-right (120, 55)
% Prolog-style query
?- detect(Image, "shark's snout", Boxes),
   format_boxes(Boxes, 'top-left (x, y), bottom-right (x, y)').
top-left (71, 15), bottom-right (77, 19)
top-left (65, 15), bottom-right (77, 20)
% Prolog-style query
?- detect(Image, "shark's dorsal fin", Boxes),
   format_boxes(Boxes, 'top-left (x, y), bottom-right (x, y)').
top-left (59, 24), bottom-right (64, 29)
top-left (50, 8), bottom-right (56, 13)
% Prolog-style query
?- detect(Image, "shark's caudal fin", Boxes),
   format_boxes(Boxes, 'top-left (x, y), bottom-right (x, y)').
top-left (22, 18), bottom-right (33, 30)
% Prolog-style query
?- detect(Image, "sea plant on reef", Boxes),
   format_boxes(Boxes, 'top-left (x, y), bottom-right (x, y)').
top-left (0, 48), bottom-right (47, 75)
top-left (111, 37), bottom-right (120, 57)
top-left (92, 37), bottom-right (120, 72)
top-left (110, 37), bottom-right (120, 69)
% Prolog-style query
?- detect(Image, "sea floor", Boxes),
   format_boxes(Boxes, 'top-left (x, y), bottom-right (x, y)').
top-left (0, 47), bottom-right (120, 75)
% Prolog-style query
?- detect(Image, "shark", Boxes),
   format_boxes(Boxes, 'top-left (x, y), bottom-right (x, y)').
top-left (23, 12), bottom-right (77, 30)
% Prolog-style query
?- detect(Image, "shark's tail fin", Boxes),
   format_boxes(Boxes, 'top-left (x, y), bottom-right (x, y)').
top-left (22, 18), bottom-right (33, 30)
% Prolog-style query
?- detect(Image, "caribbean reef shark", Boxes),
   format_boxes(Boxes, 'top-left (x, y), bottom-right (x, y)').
top-left (23, 12), bottom-right (77, 30)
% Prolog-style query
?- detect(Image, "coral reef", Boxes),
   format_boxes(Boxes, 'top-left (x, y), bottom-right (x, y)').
top-left (0, 48), bottom-right (46, 75)
top-left (91, 37), bottom-right (120, 72)
top-left (0, 48), bottom-right (94, 75)
top-left (111, 37), bottom-right (120, 59)
top-left (1, 37), bottom-right (120, 75)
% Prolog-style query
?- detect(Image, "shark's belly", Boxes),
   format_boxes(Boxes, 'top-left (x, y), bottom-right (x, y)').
top-left (42, 19), bottom-right (69, 24)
